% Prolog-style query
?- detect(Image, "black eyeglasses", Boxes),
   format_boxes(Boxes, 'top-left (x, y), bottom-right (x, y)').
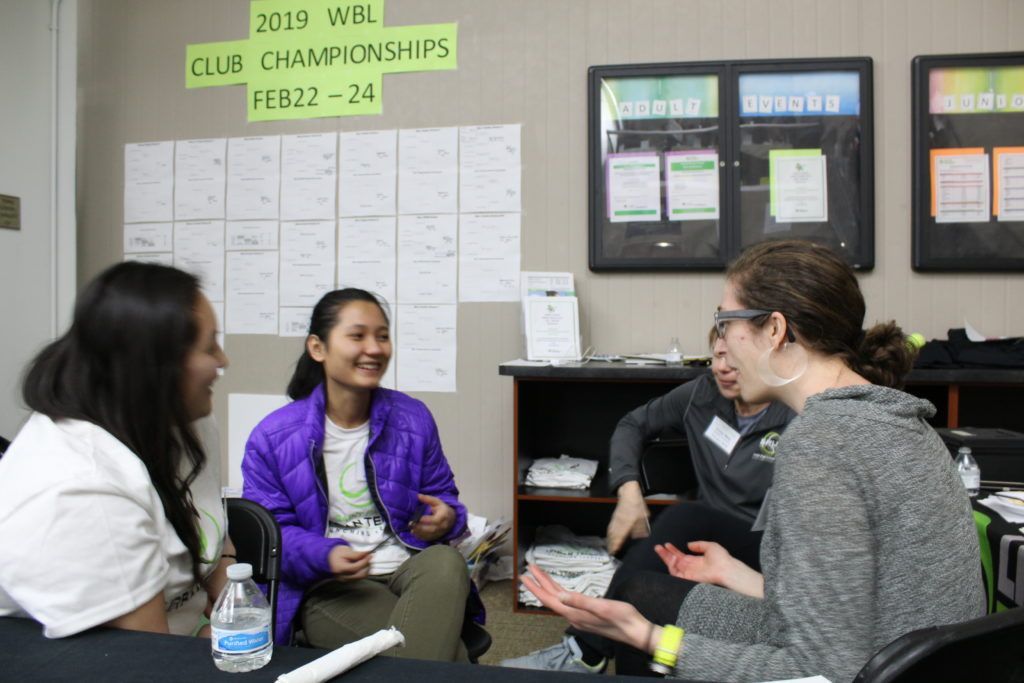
top-left (714, 309), bottom-right (795, 342)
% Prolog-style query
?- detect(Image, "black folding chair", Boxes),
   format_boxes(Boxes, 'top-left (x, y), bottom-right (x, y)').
top-left (853, 607), bottom-right (1024, 682)
top-left (225, 497), bottom-right (282, 643)
top-left (0, 435), bottom-right (10, 458)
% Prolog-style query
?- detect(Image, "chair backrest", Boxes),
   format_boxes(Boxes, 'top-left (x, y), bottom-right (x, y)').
top-left (639, 438), bottom-right (697, 496)
top-left (0, 435), bottom-right (10, 458)
top-left (853, 607), bottom-right (1024, 683)
top-left (225, 497), bottom-right (282, 642)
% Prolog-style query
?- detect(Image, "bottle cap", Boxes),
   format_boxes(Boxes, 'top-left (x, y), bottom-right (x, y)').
top-left (227, 562), bottom-right (253, 581)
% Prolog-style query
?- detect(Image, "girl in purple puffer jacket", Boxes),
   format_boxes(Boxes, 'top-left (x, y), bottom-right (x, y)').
top-left (243, 288), bottom-right (471, 660)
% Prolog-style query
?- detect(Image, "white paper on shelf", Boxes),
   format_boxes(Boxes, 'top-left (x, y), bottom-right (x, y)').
top-left (281, 132), bottom-right (337, 220)
top-left (226, 220), bottom-right (279, 250)
top-left (520, 271), bottom-right (575, 298)
top-left (174, 138), bottom-right (226, 221)
top-left (396, 303), bottom-right (456, 393)
top-left (280, 220), bottom-right (335, 308)
top-left (523, 296), bottom-right (581, 361)
top-left (275, 628), bottom-right (405, 683)
top-left (459, 124), bottom-right (521, 213)
top-left (398, 127), bottom-right (458, 215)
top-left (458, 213), bottom-right (521, 302)
top-left (124, 222), bottom-right (172, 254)
top-left (397, 214), bottom-right (457, 303)
top-left (174, 220), bottom-right (225, 302)
top-left (226, 135), bottom-right (280, 220)
top-left (124, 141), bottom-right (174, 223)
top-left (226, 250), bottom-right (278, 335)
top-left (338, 216), bottom-right (397, 306)
top-left (338, 129), bottom-right (397, 217)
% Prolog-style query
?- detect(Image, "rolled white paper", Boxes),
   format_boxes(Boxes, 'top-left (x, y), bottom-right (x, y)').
top-left (276, 627), bottom-right (405, 683)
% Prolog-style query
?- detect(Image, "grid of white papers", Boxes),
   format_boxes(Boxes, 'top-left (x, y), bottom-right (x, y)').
top-left (123, 124), bottom-right (524, 393)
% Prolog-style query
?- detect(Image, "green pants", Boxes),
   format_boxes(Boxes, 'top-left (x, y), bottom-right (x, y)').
top-left (300, 544), bottom-right (470, 662)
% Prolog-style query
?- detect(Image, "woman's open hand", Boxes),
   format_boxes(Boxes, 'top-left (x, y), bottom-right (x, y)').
top-left (655, 541), bottom-right (765, 598)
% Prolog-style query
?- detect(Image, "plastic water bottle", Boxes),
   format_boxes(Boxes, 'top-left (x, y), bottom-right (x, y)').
top-left (211, 563), bottom-right (273, 672)
top-left (954, 446), bottom-right (980, 498)
top-left (666, 337), bottom-right (682, 364)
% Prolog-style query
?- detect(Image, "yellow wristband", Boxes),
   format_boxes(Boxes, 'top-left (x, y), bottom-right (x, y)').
top-left (650, 625), bottom-right (684, 674)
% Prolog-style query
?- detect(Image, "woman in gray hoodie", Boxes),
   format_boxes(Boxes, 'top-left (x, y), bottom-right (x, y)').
top-left (521, 239), bottom-right (984, 683)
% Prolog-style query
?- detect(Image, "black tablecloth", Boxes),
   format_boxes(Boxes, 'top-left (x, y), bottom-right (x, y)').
top-left (0, 617), bottom-right (668, 682)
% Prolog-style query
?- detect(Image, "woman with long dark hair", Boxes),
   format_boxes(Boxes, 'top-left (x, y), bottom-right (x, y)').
top-left (242, 288), bottom-right (471, 660)
top-left (520, 240), bottom-right (984, 682)
top-left (0, 262), bottom-right (233, 637)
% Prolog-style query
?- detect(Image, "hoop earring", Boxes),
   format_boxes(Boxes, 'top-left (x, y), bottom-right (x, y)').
top-left (756, 342), bottom-right (808, 387)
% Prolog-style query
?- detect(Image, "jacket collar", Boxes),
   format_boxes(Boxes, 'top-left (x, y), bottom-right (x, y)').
top-left (304, 382), bottom-right (394, 449)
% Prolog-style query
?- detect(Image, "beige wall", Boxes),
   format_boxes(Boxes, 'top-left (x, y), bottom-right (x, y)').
top-left (76, 0), bottom-right (1024, 519)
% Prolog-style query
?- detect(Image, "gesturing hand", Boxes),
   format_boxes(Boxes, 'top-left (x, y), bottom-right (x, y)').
top-left (519, 564), bottom-right (658, 654)
top-left (409, 493), bottom-right (455, 541)
top-left (655, 541), bottom-right (765, 598)
top-left (606, 481), bottom-right (651, 555)
top-left (327, 545), bottom-right (372, 582)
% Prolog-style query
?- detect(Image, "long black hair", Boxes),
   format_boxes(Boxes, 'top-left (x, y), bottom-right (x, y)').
top-left (287, 288), bottom-right (391, 400)
top-left (22, 261), bottom-right (208, 584)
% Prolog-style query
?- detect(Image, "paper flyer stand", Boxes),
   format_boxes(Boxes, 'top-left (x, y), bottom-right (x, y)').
top-left (912, 52), bottom-right (1024, 271)
top-left (520, 272), bottom-right (582, 363)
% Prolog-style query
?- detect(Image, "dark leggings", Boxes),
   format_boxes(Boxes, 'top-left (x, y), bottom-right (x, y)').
top-left (568, 502), bottom-right (763, 676)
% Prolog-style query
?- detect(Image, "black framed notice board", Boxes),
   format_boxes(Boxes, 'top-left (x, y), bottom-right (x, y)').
top-left (588, 57), bottom-right (874, 271)
top-left (912, 52), bottom-right (1024, 271)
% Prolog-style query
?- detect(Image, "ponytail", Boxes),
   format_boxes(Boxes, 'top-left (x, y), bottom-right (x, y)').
top-left (848, 321), bottom-right (916, 389)
top-left (286, 351), bottom-right (325, 400)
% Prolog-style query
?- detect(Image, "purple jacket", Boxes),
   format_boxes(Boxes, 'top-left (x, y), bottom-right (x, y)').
top-left (242, 384), bottom-right (467, 643)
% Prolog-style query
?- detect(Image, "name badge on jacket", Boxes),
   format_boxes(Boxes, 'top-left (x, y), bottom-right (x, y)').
top-left (703, 416), bottom-right (740, 455)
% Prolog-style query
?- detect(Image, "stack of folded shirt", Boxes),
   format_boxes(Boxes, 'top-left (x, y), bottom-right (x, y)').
top-left (524, 455), bottom-right (599, 490)
top-left (518, 525), bottom-right (620, 607)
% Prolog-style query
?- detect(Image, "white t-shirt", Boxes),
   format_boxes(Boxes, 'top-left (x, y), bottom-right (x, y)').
top-left (322, 417), bottom-right (411, 575)
top-left (0, 413), bottom-right (225, 638)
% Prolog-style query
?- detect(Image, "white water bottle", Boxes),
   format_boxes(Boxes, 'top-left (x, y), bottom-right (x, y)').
top-left (211, 563), bottom-right (273, 672)
top-left (955, 446), bottom-right (980, 498)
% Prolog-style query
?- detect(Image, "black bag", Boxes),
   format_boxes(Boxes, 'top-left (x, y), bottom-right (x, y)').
top-left (915, 329), bottom-right (1024, 369)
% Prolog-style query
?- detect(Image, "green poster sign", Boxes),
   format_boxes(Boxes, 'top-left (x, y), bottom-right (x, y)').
top-left (186, 0), bottom-right (457, 121)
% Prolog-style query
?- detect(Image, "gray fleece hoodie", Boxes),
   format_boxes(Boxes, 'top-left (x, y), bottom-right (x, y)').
top-left (672, 385), bottom-right (984, 683)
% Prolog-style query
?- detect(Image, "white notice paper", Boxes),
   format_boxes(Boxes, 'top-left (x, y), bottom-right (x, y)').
top-left (772, 153), bottom-right (828, 223)
top-left (339, 129), bottom-right (397, 217)
top-left (665, 150), bottom-right (719, 221)
top-left (281, 133), bottom-right (337, 220)
top-left (226, 220), bottom-right (279, 250)
top-left (524, 297), bottom-right (582, 361)
top-left (459, 124), bottom-right (522, 213)
top-left (934, 151), bottom-right (990, 224)
top-left (338, 216), bottom-right (397, 306)
top-left (458, 213), bottom-right (521, 302)
top-left (227, 393), bottom-right (289, 489)
top-left (398, 128), bottom-right (458, 215)
top-left (125, 252), bottom-right (173, 266)
top-left (280, 220), bottom-right (336, 308)
top-left (226, 136), bottom-right (280, 220)
top-left (995, 150), bottom-right (1024, 222)
top-left (397, 214), bottom-right (457, 303)
top-left (397, 304), bottom-right (457, 393)
top-left (174, 138), bottom-right (226, 221)
top-left (226, 251), bottom-right (278, 335)
top-left (174, 220), bottom-right (225, 302)
top-left (607, 153), bottom-right (662, 222)
top-left (124, 222), bottom-right (173, 254)
top-left (124, 141), bottom-right (174, 223)
top-left (279, 307), bottom-right (312, 337)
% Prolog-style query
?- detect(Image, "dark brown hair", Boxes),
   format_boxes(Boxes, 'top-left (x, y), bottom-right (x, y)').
top-left (725, 240), bottom-right (914, 388)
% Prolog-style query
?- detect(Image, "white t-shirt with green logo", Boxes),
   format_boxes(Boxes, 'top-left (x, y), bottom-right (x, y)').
top-left (0, 413), bottom-right (225, 637)
top-left (322, 418), bottom-right (411, 575)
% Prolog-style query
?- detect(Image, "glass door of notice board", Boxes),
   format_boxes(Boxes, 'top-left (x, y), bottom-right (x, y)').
top-left (589, 58), bottom-right (874, 271)
top-left (912, 52), bottom-right (1024, 271)
top-left (731, 60), bottom-right (874, 269)
top-left (588, 64), bottom-right (728, 270)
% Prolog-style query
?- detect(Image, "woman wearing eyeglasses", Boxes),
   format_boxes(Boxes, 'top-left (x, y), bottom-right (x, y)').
top-left (521, 240), bottom-right (984, 682)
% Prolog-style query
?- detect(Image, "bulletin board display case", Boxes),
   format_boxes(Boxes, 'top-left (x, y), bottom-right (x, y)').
top-left (732, 61), bottom-right (874, 269)
top-left (588, 64), bottom-right (728, 270)
top-left (912, 53), bottom-right (1024, 271)
top-left (589, 58), bottom-right (874, 271)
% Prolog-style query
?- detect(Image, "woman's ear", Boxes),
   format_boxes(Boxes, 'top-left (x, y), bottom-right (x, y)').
top-left (306, 335), bottom-right (327, 362)
top-left (768, 312), bottom-right (790, 348)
